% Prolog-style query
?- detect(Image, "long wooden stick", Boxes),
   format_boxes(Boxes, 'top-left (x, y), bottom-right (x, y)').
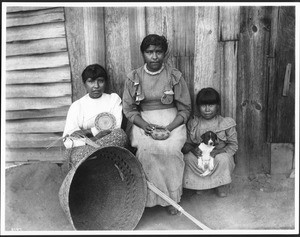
top-left (147, 181), bottom-right (211, 230)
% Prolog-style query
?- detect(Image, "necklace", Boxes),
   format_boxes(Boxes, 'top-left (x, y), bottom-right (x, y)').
top-left (144, 64), bottom-right (164, 75)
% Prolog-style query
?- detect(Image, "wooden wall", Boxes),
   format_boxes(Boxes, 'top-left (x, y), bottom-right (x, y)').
top-left (65, 6), bottom-right (240, 116)
top-left (4, 5), bottom-right (296, 177)
top-left (5, 7), bottom-right (72, 163)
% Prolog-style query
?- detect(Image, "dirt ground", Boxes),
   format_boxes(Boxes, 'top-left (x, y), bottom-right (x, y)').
top-left (3, 162), bottom-right (296, 234)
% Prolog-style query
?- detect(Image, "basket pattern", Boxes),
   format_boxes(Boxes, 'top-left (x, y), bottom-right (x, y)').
top-left (94, 112), bottom-right (116, 131)
top-left (150, 127), bottom-right (170, 140)
top-left (59, 132), bottom-right (147, 230)
top-left (65, 128), bottom-right (128, 169)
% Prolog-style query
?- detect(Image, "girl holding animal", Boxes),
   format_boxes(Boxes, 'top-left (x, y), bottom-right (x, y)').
top-left (182, 88), bottom-right (238, 197)
top-left (122, 34), bottom-right (192, 214)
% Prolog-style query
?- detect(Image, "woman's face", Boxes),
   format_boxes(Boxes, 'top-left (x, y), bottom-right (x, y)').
top-left (199, 104), bottom-right (218, 120)
top-left (84, 77), bottom-right (106, 99)
top-left (143, 45), bottom-right (165, 72)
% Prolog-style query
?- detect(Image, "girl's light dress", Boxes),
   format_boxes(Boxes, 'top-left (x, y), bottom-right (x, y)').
top-left (62, 93), bottom-right (128, 167)
top-left (183, 115), bottom-right (238, 190)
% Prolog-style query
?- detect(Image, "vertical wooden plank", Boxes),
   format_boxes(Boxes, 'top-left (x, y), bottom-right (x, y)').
top-left (83, 7), bottom-right (106, 66)
top-left (161, 6), bottom-right (175, 67)
top-left (64, 7), bottom-right (87, 102)
top-left (219, 6), bottom-right (240, 41)
top-left (267, 6), bottom-right (295, 143)
top-left (193, 6), bottom-right (220, 115)
top-left (128, 7), bottom-right (146, 70)
top-left (236, 6), bottom-right (273, 176)
top-left (220, 41), bottom-right (238, 120)
top-left (173, 7), bottom-right (195, 57)
top-left (173, 7), bottom-right (196, 112)
top-left (145, 7), bottom-right (163, 34)
top-left (104, 7), bottom-right (132, 97)
top-left (145, 7), bottom-right (175, 67)
top-left (218, 6), bottom-right (239, 119)
top-left (266, 7), bottom-right (279, 143)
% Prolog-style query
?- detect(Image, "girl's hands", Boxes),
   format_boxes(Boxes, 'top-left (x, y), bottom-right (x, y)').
top-left (191, 147), bottom-right (202, 157)
top-left (210, 148), bottom-right (226, 158)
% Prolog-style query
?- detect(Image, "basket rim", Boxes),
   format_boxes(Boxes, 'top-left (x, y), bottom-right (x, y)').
top-left (61, 145), bottom-right (148, 230)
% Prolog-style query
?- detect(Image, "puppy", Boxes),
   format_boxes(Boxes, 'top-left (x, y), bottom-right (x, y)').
top-left (197, 131), bottom-right (218, 176)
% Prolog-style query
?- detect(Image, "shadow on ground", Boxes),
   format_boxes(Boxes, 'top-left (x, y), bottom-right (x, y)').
top-left (4, 162), bottom-right (295, 233)
top-left (136, 173), bottom-right (295, 230)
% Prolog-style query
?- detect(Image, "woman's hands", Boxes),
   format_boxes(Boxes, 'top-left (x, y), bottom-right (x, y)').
top-left (142, 123), bottom-right (157, 135)
top-left (133, 115), bottom-right (174, 138)
top-left (133, 115), bottom-right (158, 135)
top-left (70, 128), bottom-right (111, 142)
top-left (93, 129), bottom-right (112, 140)
top-left (70, 129), bottom-right (93, 138)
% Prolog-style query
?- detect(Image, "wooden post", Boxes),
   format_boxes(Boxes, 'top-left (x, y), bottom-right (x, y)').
top-left (236, 6), bottom-right (273, 176)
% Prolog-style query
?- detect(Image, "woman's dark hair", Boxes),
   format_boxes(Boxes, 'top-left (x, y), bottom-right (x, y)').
top-left (140, 34), bottom-right (168, 53)
top-left (81, 64), bottom-right (108, 84)
top-left (196, 87), bottom-right (221, 106)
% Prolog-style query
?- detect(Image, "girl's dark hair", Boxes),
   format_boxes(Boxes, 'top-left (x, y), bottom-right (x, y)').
top-left (81, 64), bottom-right (108, 84)
top-left (140, 34), bottom-right (168, 53)
top-left (196, 87), bottom-right (221, 106)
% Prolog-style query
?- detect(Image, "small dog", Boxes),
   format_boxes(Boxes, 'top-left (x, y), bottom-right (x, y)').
top-left (197, 131), bottom-right (218, 176)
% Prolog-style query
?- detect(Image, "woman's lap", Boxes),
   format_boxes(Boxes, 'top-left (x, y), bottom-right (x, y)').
top-left (130, 109), bottom-right (187, 206)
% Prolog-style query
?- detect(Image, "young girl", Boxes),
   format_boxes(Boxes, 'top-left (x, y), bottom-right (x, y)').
top-left (182, 87), bottom-right (238, 197)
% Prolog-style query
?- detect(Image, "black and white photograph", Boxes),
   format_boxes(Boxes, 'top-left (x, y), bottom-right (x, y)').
top-left (1, 1), bottom-right (299, 235)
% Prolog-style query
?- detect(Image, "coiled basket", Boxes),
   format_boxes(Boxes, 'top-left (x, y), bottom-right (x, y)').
top-left (59, 145), bottom-right (147, 230)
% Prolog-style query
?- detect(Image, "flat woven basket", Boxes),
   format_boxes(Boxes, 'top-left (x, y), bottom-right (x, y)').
top-left (59, 145), bottom-right (147, 230)
top-left (94, 112), bottom-right (116, 131)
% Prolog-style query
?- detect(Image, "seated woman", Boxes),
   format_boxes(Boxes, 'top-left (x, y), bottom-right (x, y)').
top-left (182, 88), bottom-right (238, 197)
top-left (63, 64), bottom-right (127, 167)
top-left (122, 34), bottom-right (191, 215)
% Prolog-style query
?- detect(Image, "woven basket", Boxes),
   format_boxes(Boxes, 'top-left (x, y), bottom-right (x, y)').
top-left (59, 145), bottom-right (147, 230)
top-left (65, 128), bottom-right (128, 168)
top-left (150, 127), bottom-right (170, 140)
top-left (95, 112), bottom-right (116, 131)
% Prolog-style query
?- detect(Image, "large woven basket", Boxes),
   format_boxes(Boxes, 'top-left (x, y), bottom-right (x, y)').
top-left (59, 146), bottom-right (147, 230)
